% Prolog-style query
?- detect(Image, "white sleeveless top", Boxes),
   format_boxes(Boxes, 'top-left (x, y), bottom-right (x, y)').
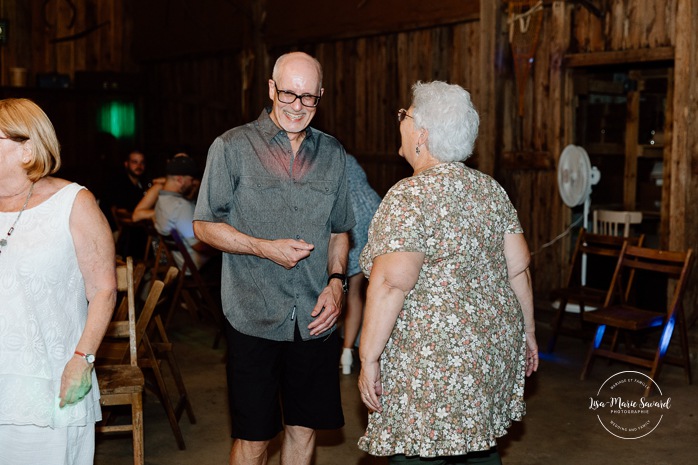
top-left (0, 183), bottom-right (101, 427)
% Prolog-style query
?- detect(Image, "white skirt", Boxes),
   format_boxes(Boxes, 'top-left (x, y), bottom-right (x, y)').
top-left (0, 423), bottom-right (95, 465)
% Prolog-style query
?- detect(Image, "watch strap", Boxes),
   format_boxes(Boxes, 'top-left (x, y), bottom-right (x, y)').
top-left (74, 350), bottom-right (95, 364)
top-left (328, 273), bottom-right (348, 294)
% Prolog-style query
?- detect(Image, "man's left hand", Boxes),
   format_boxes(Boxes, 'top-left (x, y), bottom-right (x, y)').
top-left (308, 280), bottom-right (344, 336)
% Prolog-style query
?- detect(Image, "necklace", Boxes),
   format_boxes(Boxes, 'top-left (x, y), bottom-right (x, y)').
top-left (0, 182), bottom-right (35, 254)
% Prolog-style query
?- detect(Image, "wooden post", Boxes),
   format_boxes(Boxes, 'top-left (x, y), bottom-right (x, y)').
top-left (478, 0), bottom-right (498, 176)
top-left (670, 0), bottom-right (697, 252)
top-left (623, 70), bottom-right (640, 210)
top-left (671, 0), bottom-right (698, 323)
top-left (547, 1), bottom-right (572, 287)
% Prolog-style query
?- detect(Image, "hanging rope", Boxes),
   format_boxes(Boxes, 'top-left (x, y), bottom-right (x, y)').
top-left (507, 0), bottom-right (544, 117)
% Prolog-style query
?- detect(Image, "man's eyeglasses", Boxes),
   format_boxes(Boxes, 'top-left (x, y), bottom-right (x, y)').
top-left (272, 81), bottom-right (322, 108)
top-left (397, 109), bottom-right (413, 122)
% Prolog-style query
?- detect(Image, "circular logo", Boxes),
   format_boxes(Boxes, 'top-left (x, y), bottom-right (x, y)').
top-left (588, 371), bottom-right (671, 439)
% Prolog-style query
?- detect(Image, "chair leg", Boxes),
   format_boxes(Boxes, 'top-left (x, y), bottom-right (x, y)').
top-left (676, 310), bottom-right (692, 384)
top-left (581, 324), bottom-right (606, 380)
top-left (645, 315), bottom-right (681, 396)
top-left (197, 289), bottom-right (225, 349)
top-left (132, 393), bottom-right (144, 465)
top-left (154, 315), bottom-right (196, 424)
top-left (144, 337), bottom-right (187, 450)
top-left (163, 347), bottom-right (197, 424)
top-left (546, 299), bottom-right (567, 353)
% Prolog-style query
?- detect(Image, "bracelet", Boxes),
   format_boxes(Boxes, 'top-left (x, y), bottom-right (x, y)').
top-left (74, 350), bottom-right (96, 364)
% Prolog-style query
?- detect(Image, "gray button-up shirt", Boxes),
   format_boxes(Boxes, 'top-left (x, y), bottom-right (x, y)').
top-left (194, 109), bottom-right (355, 341)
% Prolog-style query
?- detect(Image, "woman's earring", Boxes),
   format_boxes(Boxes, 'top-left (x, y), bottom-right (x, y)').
top-left (415, 145), bottom-right (421, 156)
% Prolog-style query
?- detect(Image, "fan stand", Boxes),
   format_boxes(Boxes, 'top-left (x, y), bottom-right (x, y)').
top-left (581, 196), bottom-right (591, 286)
top-left (556, 144), bottom-right (601, 309)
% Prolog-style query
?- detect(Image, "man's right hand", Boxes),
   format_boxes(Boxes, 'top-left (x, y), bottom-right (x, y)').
top-left (260, 238), bottom-right (314, 269)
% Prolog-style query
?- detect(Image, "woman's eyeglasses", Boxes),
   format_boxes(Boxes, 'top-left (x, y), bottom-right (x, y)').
top-left (0, 135), bottom-right (29, 142)
top-left (397, 109), bottom-right (413, 122)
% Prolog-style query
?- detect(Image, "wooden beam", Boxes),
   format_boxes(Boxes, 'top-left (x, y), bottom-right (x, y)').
top-left (264, 0), bottom-right (479, 46)
top-left (564, 47), bottom-right (675, 67)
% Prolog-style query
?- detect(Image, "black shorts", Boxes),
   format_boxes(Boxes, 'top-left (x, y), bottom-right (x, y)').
top-left (225, 321), bottom-right (344, 441)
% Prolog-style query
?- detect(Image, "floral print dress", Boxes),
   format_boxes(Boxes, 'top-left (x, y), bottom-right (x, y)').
top-left (358, 162), bottom-right (527, 457)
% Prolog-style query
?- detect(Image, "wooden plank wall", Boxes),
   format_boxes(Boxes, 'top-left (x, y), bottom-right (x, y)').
top-left (570, 0), bottom-right (676, 52)
top-left (303, 23), bottom-right (482, 197)
top-left (2, 0), bottom-right (695, 303)
top-left (500, 0), bottom-right (683, 295)
top-left (141, 54), bottom-right (246, 166)
top-left (0, 0), bottom-right (137, 86)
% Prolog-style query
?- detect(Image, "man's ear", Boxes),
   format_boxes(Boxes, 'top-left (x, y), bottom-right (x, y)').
top-left (268, 79), bottom-right (276, 102)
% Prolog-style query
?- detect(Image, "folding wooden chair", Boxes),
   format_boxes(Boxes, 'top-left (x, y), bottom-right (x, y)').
top-left (580, 244), bottom-right (694, 396)
top-left (546, 229), bottom-right (644, 352)
top-left (593, 209), bottom-right (643, 238)
top-left (138, 266), bottom-right (197, 449)
top-left (162, 229), bottom-right (224, 347)
top-left (95, 257), bottom-right (148, 465)
top-left (113, 260), bottom-right (146, 322)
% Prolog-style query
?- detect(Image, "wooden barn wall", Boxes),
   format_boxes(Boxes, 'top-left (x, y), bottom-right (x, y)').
top-left (305, 23), bottom-right (482, 197)
top-left (140, 22), bottom-right (482, 196)
top-left (1, 0), bottom-right (695, 304)
top-left (0, 0), bottom-right (138, 85)
top-left (498, 0), bottom-right (686, 297)
top-left (140, 54), bottom-right (247, 168)
top-left (570, 0), bottom-right (676, 52)
top-left (0, 0), bottom-right (139, 194)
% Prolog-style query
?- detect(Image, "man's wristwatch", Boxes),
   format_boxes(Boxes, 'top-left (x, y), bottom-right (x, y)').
top-left (74, 350), bottom-right (96, 364)
top-left (328, 273), bottom-right (348, 294)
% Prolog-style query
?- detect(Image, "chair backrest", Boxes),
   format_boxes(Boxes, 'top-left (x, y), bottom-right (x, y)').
top-left (114, 260), bottom-right (146, 322)
top-left (134, 279), bottom-right (166, 355)
top-left (115, 257), bottom-right (138, 366)
top-left (593, 209), bottom-right (643, 237)
top-left (168, 229), bottom-right (198, 276)
top-left (604, 244), bottom-right (694, 313)
top-left (104, 260), bottom-right (165, 366)
top-left (565, 228), bottom-right (644, 290)
top-left (147, 221), bottom-right (179, 281)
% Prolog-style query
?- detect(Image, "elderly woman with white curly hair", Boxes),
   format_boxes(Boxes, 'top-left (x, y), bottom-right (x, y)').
top-left (357, 81), bottom-right (538, 465)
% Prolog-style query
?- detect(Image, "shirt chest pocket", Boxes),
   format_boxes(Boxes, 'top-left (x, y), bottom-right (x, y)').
top-left (236, 177), bottom-right (287, 223)
top-left (305, 180), bottom-right (338, 226)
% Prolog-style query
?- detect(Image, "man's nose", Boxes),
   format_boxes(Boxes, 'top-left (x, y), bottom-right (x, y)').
top-left (291, 98), bottom-right (304, 111)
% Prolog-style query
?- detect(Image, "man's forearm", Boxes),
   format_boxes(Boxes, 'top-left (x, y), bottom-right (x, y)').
top-left (193, 220), bottom-right (263, 256)
top-left (327, 232), bottom-right (350, 274)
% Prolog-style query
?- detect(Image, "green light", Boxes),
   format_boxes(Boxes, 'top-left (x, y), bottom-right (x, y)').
top-left (98, 101), bottom-right (135, 139)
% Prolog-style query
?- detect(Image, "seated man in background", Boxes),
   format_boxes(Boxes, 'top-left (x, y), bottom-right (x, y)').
top-left (148, 154), bottom-right (217, 270)
top-left (101, 149), bottom-right (151, 257)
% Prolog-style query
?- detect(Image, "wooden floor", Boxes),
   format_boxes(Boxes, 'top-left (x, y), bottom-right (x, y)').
top-left (94, 306), bottom-right (698, 465)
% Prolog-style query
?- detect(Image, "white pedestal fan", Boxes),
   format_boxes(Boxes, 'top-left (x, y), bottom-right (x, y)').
top-left (557, 144), bottom-right (601, 287)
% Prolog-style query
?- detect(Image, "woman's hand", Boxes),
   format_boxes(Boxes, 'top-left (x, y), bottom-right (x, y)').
top-left (358, 360), bottom-right (383, 413)
top-left (525, 331), bottom-right (539, 376)
top-left (59, 356), bottom-right (93, 407)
